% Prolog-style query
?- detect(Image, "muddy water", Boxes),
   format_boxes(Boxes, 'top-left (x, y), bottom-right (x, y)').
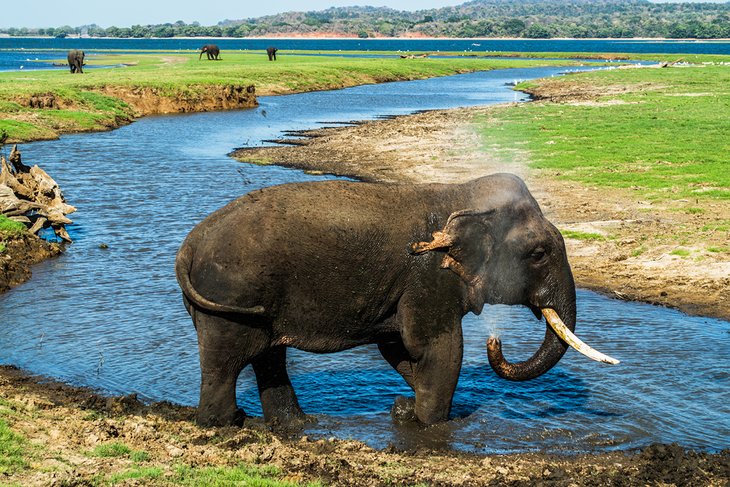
top-left (1, 67), bottom-right (728, 454)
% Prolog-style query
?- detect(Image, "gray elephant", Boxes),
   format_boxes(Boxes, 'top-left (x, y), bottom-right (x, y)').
top-left (176, 173), bottom-right (617, 427)
top-left (67, 49), bottom-right (85, 74)
top-left (266, 47), bottom-right (278, 61)
top-left (199, 44), bottom-right (220, 60)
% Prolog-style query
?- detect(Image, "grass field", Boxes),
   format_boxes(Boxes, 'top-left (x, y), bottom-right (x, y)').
top-left (0, 51), bottom-right (583, 143)
top-left (478, 62), bottom-right (730, 202)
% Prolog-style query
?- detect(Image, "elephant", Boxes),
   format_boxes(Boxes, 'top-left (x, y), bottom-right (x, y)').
top-left (67, 49), bottom-right (84, 74)
top-left (266, 47), bottom-right (278, 61)
top-left (199, 44), bottom-right (220, 60)
top-left (176, 173), bottom-right (618, 427)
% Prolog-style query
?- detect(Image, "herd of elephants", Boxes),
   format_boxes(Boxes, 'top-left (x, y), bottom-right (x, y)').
top-left (65, 44), bottom-right (278, 73)
top-left (61, 47), bottom-right (619, 427)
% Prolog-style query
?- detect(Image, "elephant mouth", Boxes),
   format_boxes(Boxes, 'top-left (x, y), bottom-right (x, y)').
top-left (539, 308), bottom-right (620, 365)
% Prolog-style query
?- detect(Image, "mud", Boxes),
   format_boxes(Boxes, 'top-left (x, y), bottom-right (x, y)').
top-left (99, 83), bottom-right (258, 117)
top-left (232, 105), bottom-right (730, 322)
top-left (0, 233), bottom-right (61, 294)
top-left (1, 366), bottom-right (728, 486)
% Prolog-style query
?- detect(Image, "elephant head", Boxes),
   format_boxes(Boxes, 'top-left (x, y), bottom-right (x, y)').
top-left (412, 175), bottom-right (617, 381)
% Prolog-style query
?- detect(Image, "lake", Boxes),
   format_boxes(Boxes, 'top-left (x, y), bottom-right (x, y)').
top-left (0, 37), bottom-right (728, 71)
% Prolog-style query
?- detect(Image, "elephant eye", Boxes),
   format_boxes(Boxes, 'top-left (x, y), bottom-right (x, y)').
top-left (530, 247), bottom-right (547, 262)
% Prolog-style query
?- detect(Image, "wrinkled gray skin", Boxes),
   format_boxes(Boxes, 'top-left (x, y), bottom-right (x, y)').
top-left (67, 49), bottom-right (84, 73)
top-left (199, 44), bottom-right (220, 60)
top-left (176, 173), bottom-right (577, 427)
top-left (266, 47), bottom-right (278, 61)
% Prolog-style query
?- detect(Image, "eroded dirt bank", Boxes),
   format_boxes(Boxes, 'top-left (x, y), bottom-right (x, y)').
top-left (0, 234), bottom-right (61, 294)
top-left (2, 366), bottom-right (728, 486)
top-left (99, 83), bottom-right (258, 117)
top-left (232, 106), bottom-right (730, 322)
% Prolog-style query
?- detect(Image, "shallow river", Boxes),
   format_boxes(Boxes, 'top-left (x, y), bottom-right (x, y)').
top-left (0, 66), bottom-right (727, 454)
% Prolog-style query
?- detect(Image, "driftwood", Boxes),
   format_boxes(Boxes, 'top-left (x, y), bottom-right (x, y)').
top-left (0, 145), bottom-right (75, 242)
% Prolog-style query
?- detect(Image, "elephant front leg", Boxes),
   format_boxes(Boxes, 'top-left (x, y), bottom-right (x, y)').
top-left (398, 298), bottom-right (464, 424)
top-left (411, 331), bottom-right (463, 424)
top-left (252, 346), bottom-right (306, 425)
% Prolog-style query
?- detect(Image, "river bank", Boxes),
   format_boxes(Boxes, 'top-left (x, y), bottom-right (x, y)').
top-left (2, 365), bottom-right (728, 486)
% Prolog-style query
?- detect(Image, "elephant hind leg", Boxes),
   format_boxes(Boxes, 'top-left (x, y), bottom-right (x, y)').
top-left (378, 339), bottom-right (419, 421)
top-left (194, 311), bottom-right (269, 427)
top-left (252, 346), bottom-right (306, 424)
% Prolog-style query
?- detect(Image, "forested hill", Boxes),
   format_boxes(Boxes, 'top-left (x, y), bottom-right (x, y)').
top-left (3, 0), bottom-right (730, 39)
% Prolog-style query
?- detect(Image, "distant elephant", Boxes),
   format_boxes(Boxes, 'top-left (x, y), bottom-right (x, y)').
top-left (199, 44), bottom-right (220, 60)
top-left (67, 49), bottom-right (85, 74)
top-left (266, 47), bottom-right (278, 61)
top-left (176, 174), bottom-right (617, 427)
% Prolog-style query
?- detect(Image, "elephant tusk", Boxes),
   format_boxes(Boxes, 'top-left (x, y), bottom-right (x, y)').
top-left (542, 308), bottom-right (620, 365)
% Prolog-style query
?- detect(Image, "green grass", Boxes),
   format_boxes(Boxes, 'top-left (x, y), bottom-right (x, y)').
top-left (0, 418), bottom-right (27, 475)
top-left (89, 442), bottom-right (132, 458)
top-left (171, 464), bottom-right (317, 487)
top-left (0, 215), bottom-right (26, 252)
top-left (560, 229), bottom-right (607, 241)
top-left (106, 466), bottom-right (163, 484)
top-left (0, 51), bottom-right (583, 143)
top-left (478, 62), bottom-right (730, 202)
top-left (670, 248), bottom-right (692, 257)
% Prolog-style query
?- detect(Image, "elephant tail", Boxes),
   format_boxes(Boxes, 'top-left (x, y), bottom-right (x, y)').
top-left (175, 243), bottom-right (266, 316)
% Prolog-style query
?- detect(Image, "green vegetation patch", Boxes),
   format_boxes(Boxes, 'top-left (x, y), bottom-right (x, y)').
top-left (171, 463), bottom-right (316, 487)
top-left (0, 418), bottom-right (27, 474)
top-left (560, 229), bottom-right (607, 241)
top-left (479, 63), bottom-right (730, 202)
top-left (670, 248), bottom-right (692, 257)
top-left (0, 214), bottom-right (26, 236)
top-left (89, 442), bottom-right (132, 458)
top-left (106, 466), bottom-right (163, 484)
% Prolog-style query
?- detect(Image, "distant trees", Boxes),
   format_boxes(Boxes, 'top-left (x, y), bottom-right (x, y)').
top-left (2, 0), bottom-right (729, 39)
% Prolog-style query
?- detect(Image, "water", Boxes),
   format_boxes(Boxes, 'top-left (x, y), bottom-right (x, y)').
top-left (0, 66), bottom-right (728, 454)
top-left (0, 37), bottom-right (728, 71)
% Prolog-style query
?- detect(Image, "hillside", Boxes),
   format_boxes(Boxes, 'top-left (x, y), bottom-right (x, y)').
top-left (2, 0), bottom-right (730, 39)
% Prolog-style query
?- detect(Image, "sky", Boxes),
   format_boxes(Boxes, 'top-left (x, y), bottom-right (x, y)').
top-left (8, 0), bottom-right (727, 29)
top-left (8, 1), bottom-right (467, 29)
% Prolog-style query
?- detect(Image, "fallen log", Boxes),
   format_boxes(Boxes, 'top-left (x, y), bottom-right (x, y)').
top-left (0, 147), bottom-right (74, 242)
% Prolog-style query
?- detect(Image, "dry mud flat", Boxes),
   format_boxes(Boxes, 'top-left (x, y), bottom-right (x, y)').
top-left (232, 106), bottom-right (730, 322)
top-left (2, 366), bottom-right (729, 486)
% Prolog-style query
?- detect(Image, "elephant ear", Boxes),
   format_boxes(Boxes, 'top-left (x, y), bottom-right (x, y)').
top-left (410, 209), bottom-right (495, 289)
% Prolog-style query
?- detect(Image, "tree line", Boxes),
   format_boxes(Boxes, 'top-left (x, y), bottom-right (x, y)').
top-left (2, 0), bottom-right (730, 39)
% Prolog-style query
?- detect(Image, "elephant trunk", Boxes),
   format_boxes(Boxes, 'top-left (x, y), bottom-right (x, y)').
top-left (199, 51), bottom-right (203, 60)
top-left (487, 298), bottom-right (576, 381)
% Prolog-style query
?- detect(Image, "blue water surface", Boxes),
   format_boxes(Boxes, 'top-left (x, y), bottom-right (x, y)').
top-left (0, 37), bottom-right (728, 71)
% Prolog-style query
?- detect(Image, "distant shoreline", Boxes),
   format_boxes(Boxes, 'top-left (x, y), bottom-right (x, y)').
top-left (2, 35), bottom-right (730, 42)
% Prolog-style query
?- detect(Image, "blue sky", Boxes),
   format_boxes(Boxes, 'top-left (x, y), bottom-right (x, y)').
top-left (9, 1), bottom-right (467, 28)
top-left (9, 0), bottom-right (726, 28)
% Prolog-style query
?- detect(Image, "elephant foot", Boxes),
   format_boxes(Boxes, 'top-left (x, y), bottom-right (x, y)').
top-left (263, 403), bottom-right (311, 427)
top-left (197, 407), bottom-right (246, 428)
top-left (390, 395), bottom-right (417, 423)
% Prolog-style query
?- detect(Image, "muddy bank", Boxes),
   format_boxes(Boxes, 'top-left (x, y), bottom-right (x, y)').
top-left (231, 106), bottom-right (730, 322)
top-left (2, 365), bottom-right (728, 486)
top-left (0, 234), bottom-right (61, 294)
top-left (99, 83), bottom-right (257, 117)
